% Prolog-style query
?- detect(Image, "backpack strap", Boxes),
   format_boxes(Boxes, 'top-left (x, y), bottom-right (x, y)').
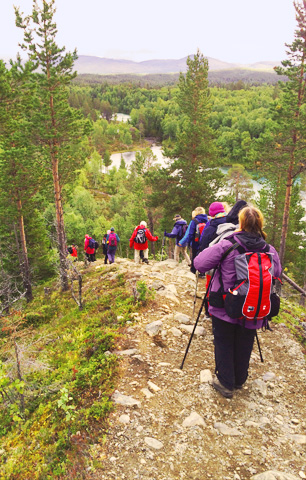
top-left (207, 241), bottom-right (241, 295)
top-left (227, 236), bottom-right (270, 253)
top-left (226, 236), bottom-right (245, 254)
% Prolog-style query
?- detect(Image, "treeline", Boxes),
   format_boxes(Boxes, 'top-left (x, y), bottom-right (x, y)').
top-left (71, 81), bottom-right (279, 166)
top-left (73, 68), bottom-right (286, 88)
top-left (1, 0), bottom-right (306, 316)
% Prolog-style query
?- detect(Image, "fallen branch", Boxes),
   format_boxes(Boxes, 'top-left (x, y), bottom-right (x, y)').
top-left (283, 273), bottom-right (306, 297)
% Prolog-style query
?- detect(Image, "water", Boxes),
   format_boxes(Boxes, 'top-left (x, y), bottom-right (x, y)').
top-left (111, 113), bottom-right (131, 123)
top-left (109, 146), bottom-right (306, 209)
top-left (110, 145), bottom-right (169, 170)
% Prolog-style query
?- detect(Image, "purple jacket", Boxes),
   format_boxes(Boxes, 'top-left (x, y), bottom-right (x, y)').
top-left (194, 231), bottom-right (282, 329)
top-left (164, 220), bottom-right (187, 246)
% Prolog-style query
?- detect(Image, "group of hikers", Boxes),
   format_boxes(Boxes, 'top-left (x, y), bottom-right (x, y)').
top-left (67, 200), bottom-right (282, 399)
top-left (164, 200), bottom-right (281, 399)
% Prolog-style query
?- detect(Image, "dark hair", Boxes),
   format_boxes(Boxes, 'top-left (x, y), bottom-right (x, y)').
top-left (226, 200), bottom-right (247, 224)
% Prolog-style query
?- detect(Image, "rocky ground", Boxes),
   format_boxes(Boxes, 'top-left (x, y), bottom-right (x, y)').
top-left (87, 258), bottom-right (306, 480)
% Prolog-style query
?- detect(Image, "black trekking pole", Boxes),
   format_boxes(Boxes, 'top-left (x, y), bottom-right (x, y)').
top-left (180, 289), bottom-right (207, 370)
top-left (191, 271), bottom-right (199, 322)
top-left (160, 235), bottom-right (166, 261)
top-left (180, 243), bottom-right (239, 369)
top-left (255, 331), bottom-right (264, 363)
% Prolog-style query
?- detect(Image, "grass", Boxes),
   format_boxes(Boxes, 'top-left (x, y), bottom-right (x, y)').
top-left (0, 265), bottom-right (138, 479)
top-left (272, 298), bottom-right (306, 352)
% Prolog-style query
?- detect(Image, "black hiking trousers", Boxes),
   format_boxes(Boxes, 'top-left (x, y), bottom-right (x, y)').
top-left (212, 316), bottom-right (256, 391)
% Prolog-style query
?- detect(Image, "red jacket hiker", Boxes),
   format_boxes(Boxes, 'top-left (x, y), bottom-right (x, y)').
top-left (71, 246), bottom-right (77, 257)
top-left (84, 234), bottom-right (95, 254)
top-left (130, 224), bottom-right (158, 251)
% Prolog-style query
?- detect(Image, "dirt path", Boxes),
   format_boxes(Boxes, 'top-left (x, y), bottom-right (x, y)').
top-left (88, 258), bottom-right (306, 480)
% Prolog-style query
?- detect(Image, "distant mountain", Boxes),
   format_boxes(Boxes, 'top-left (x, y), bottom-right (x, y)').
top-left (74, 55), bottom-right (280, 75)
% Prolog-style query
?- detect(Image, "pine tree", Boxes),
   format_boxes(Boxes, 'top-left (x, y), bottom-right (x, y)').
top-left (225, 164), bottom-right (254, 202)
top-left (274, 0), bottom-right (306, 266)
top-left (15, 0), bottom-right (89, 290)
top-left (0, 59), bottom-right (38, 302)
top-left (162, 50), bottom-right (223, 219)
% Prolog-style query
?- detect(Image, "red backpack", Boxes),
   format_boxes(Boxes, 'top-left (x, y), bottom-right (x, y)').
top-left (222, 240), bottom-right (280, 323)
top-left (194, 219), bottom-right (206, 242)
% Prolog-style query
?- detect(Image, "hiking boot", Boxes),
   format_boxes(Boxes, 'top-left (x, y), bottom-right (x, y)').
top-left (212, 377), bottom-right (233, 399)
top-left (143, 258), bottom-right (149, 265)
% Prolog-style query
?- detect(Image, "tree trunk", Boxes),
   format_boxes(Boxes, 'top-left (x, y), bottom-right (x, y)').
top-left (46, 40), bottom-right (68, 290)
top-left (51, 154), bottom-right (68, 291)
top-left (16, 199), bottom-right (33, 302)
top-left (147, 211), bottom-right (155, 257)
top-left (278, 157), bottom-right (294, 266)
top-left (270, 171), bottom-right (281, 247)
top-left (48, 84), bottom-right (68, 291)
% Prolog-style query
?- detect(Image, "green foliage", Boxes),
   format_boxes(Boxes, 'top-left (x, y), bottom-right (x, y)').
top-left (57, 387), bottom-right (76, 423)
top-left (136, 281), bottom-right (155, 306)
top-left (0, 266), bottom-right (138, 478)
top-left (225, 163), bottom-right (254, 202)
top-left (272, 299), bottom-right (306, 349)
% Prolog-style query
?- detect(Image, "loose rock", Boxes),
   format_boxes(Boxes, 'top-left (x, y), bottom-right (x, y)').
top-left (251, 471), bottom-right (300, 480)
top-left (118, 414), bottom-right (130, 424)
top-left (144, 437), bottom-right (163, 450)
top-left (182, 412), bottom-right (206, 427)
top-left (174, 313), bottom-right (191, 324)
top-left (214, 422), bottom-right (242, 436)
top-left (180, 324), bottom-right (205, 336)
top-left (200, 369), bottom-right (213, 383)
top-left (112, 391), bottom-right (141, 407)
top-left (145, 320), bottom-right (163, 337)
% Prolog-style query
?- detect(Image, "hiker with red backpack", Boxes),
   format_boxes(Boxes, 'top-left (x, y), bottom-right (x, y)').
top-left (84, 234), bottom-right (96, 262)
top-left (194, 206), bottom-right (282, 399)
top-left (164, 214), bottom-right (190, 265)
top-left (178, 207), bottom-right (208, 274)
top-left (129, 221), bottom-right (158, 264)
top-left (106, 227), bottom-right (120, 264)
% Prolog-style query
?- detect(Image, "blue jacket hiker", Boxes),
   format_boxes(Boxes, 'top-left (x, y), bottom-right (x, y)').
top-left (178, 207), bottom-right (208, 273)
top-left (106, 227), bottom-right (120, 264)
top-left (164, 214), bottom-right (191, 264)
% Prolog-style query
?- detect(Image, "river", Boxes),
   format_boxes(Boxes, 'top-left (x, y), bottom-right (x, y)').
top-left (109, 142), bottom-right (306, 212)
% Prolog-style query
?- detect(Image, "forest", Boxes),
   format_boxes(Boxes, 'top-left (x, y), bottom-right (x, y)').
top-left (1, 0), bottom-right (306, 477)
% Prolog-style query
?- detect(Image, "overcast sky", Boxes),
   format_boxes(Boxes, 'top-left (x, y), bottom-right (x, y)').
top-left (0, 0), bottom-right (296, 64)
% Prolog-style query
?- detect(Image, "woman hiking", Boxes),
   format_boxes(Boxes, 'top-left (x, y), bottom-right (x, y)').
top-left (164, 214), bottom-right (190, 265)
top-left (130, 221), bottom-right (158, 265)
top-left (194, 206), bottom-right (282, 399)
top-left (106, 227), bottom-right (120, 264)
top-left (178, 207), bottom-right (207, 274)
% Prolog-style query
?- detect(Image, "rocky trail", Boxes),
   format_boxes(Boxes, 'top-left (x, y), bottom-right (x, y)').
top-left (87, 258), bottom-right (306, 480)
